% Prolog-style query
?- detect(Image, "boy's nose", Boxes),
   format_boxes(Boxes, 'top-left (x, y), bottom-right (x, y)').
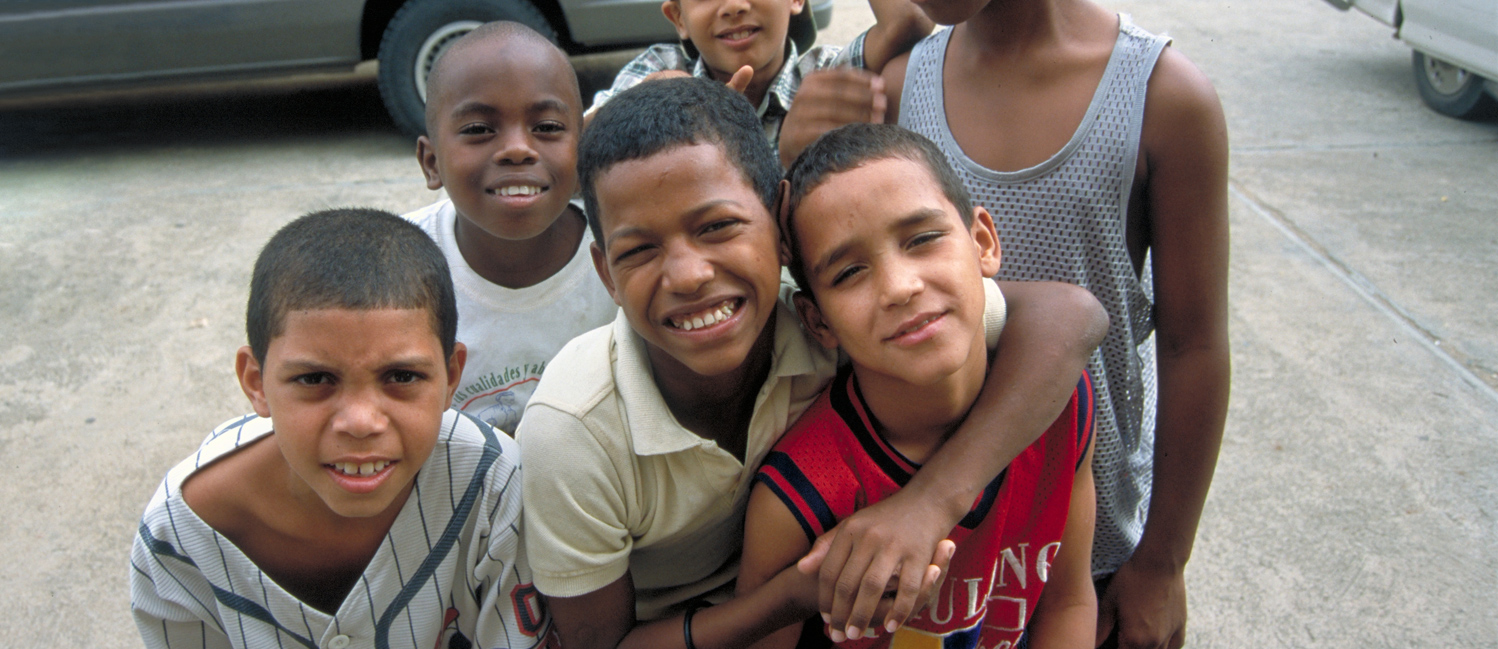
top-left (661, 244), bottom-right (714, 295)
top-left (719, 0), bottom-right (751, 17)
top-left (494, 130), bottom-right (539, 165)
top-left (879, 261), bottom-right (924, 307)
top-left (332, 390), bottom-right (390, 439)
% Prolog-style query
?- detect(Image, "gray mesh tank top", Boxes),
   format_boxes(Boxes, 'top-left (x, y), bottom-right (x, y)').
top-left (899, 16), bottom-right (1169, 575)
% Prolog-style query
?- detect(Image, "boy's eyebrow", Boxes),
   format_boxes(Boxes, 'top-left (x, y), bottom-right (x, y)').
top-left (448, 97), bottom-right (574, 119)
top-left (809, 208), bottom-right (946, 277)
top-left (603, 199), bottom-right (743, 250)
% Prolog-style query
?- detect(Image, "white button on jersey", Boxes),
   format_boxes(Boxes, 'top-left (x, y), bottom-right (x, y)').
top-left (328, 635), bottom-right (351, 649)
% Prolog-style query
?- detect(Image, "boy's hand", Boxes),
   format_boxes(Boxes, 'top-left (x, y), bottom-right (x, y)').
top-left (726, 65), bottom-right (755, 94)
top-left (797, 491), bottom-right (955, 641)
top-left (778, 68), bottom-right (886, 166)
top-left (1094, 560), bottom-right (1187, 649)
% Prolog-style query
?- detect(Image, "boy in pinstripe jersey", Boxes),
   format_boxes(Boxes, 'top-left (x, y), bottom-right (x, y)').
top-left (130, 209), bottom-right (552, 649)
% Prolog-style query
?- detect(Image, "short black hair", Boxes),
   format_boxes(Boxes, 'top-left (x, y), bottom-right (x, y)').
top-left (246, 208), bottom-right (458, 365)
top-left (578, 77), bottom-right (781, 247)
top-left (423, 21), bottom-right (580, 132)
top-left (782, 123), bottom-right (974, 295)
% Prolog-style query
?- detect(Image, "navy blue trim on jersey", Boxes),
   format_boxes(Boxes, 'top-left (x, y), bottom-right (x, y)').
top-left (1074, 373), bottom-right (1095, 473)
top-left (956, 470), bottom-right (1006, 531)
top-left (139, 524), bottom-right (197, 567)
top-left (756, 451), bottom-right (838, 544)
top-left (209, 584), bottom-right (318, 649)
top-left (829, 369), bottom-right (913, 487)
top-left (374, 416), bottom-right (501, 649)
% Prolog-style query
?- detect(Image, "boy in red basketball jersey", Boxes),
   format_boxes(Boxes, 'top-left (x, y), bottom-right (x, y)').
top-left (739, 124), bottom-right (1097, 648)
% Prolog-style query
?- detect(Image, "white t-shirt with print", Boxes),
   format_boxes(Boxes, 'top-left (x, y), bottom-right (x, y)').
top-left (405, 198), bottom-right (618, 435)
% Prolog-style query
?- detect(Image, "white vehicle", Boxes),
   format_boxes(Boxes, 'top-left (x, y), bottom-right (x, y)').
top-left (1325, 0), bottom-right (1498, 119)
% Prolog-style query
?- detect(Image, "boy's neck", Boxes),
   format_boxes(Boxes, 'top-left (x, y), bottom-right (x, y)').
top-left (851, 347), bottom-right (989, 465)
top-left (454, 204), bottom-right (587, 289)
top-left (959, 0), bottom-right (1102, 58)
top-left (645, 310), bottom-right (778, 463)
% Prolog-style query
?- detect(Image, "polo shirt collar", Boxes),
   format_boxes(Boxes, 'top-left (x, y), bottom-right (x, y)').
top-left (611, 298), bottom-right (818, 457)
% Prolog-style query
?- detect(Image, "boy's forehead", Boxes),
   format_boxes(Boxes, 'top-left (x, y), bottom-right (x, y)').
top-left (594, 142), bottom-right (769, 236)
top-left (269, 306), bottom-right (444, 357)
top-left (427, 35), bottom-right (580, 118)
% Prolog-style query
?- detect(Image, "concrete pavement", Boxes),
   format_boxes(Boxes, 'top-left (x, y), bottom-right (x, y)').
top-left (1, 0), bottom-right (1494, 646)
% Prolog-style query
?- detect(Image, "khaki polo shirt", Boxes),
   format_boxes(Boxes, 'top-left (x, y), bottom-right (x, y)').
top-left (517, 282), bottom-right (1006, 621)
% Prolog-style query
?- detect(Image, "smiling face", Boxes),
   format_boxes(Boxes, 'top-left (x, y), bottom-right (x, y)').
top-left (792, 157), bottom-right (1001, 387)
top-left (237, 307), bottom-right (465, 520)
top-left (589, 142), bottom-right (782, 379)
top-left (417, 36), bottom-right (580, 242)
top-left (662, 0), bottom-right (805, 86)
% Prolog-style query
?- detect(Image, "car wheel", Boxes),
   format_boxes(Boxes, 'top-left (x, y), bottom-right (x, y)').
top-left (1411, 50), bottom-right (1498, 120)
top-left (377, 0), bottom-right (558, 137)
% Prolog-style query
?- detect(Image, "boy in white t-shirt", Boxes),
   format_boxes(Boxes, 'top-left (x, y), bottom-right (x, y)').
top-left (405, 22), bottom-right (616, 434)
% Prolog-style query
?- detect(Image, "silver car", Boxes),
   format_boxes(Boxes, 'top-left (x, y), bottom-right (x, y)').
top-left (1325, 0), bottom-right (1498, 119)
top-left (0, 0), bottom-right (834, 135)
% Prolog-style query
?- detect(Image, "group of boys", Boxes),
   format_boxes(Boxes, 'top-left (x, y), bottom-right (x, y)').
top-left (129, 0), bottom-right (1228, 647)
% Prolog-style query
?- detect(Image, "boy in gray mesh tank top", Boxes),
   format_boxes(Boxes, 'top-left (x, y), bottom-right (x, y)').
top-left (869, 1), bottom-right (1231, 648)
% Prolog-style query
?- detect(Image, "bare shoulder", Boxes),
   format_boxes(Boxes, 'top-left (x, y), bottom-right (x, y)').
top-left (881, 51), bottom-right (912, 123)
top-left (1142, 46), bottom-right (1227, 156)
top-left (181, 435), bottom-right (279, 538)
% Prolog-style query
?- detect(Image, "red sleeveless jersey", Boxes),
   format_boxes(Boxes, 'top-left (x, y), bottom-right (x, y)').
top-left (755, 367), bottom-right (1094, 649)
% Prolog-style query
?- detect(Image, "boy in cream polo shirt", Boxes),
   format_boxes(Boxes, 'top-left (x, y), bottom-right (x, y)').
top-left (517, 79), bottom-right (1108, 649)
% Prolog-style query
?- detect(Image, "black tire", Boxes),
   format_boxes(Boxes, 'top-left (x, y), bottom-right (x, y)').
top-left (377, 0), bottom-right (558, 137)
top-left (1411, 50), bottom-right (1498, 120)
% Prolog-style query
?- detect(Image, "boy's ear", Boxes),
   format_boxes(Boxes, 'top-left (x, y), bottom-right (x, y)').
top-left (416, 136), bottom-right (444, 191)
top-left (792, 292), bottom-right (839, 350)
top-left (790, 0), bottom-right (805, 15)
top-left (445, 342), bottom-right (468, 403)
top-left (235, 346), bottom-right (272, 418)
top-left (775, 179), bottom-right (794, 265)
top-left (589, 242), bottom-right (622, 306)
top-left (971, 206), bottom-right (1002, 277)
top-left (661, 0), bottom-right (690, 40)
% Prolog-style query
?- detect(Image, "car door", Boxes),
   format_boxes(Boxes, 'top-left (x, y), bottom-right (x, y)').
top-left (1400, 0), bottom-right (1498, 79)
top-left (0, 0), bottom-right (366, 94)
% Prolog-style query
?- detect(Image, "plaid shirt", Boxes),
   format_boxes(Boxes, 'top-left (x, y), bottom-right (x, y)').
top-left (590, 32), bottom-right (867, 150)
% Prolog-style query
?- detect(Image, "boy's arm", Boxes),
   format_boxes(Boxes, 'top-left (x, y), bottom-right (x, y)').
top-left (546, 539), bottom-right (821, 649)
top-left (860, 0), bottom-right (934, 73)
top-left (806, 281), bottom-right (1108, 639)
top-left (583, 44), bottom-right (692, 128)
top-left (738, 483), bottom-right (820, 649)
top-left (1025, 435), bottom-right (1098, 649)
top-left (776, 0), bottom-right (931, 166)
top-left (1096, 47), bottom-right (1230, 649)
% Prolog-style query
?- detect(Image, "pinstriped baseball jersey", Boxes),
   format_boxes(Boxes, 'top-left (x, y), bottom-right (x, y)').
top-left (130, 411), bottom-right (550, 649)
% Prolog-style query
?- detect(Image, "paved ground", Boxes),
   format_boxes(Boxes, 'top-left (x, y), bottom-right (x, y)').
top-left (1, 0), bottom-right (1494, 647)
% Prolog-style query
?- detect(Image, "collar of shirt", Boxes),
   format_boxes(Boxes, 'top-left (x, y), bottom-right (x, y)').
top-left (610, 297), bottom-right (821, 457)
top-left (689, 41), bottom-right (804, 119)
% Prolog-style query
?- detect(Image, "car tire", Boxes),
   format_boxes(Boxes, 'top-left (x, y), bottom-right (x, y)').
top-left (377, 0), bottom-right (558, 137)
top-left (1411, 50), bottom-right (1498, 120)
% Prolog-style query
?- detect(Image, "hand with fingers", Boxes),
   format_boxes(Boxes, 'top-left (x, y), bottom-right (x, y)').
top-left (1094, 560), bottom-right (1188, 649)
top-left (796, 489), bottom-right (955, 642)
top-left (777, 67), bottom-right (886, 166)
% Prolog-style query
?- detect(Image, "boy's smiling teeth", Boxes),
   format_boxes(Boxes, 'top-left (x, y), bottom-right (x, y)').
top-left (722, 27), bottom-right (756, 40)
top-left (491, 185), bottom-right (542, 196)
top-left (331, 460), bottom-right (391, 477)
top-left (894, 314), bottom-right (941, 338)
top-left (669, 300), bottom-right (738, 331)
